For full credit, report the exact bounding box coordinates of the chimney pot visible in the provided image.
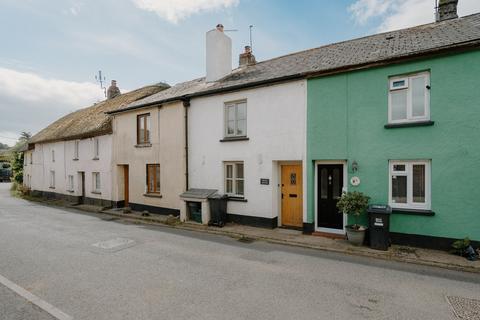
[239,46,256,67]
[437,0,458,22]
[216,23,224,32]
[107,80,121,99]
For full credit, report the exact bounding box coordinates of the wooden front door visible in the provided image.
[123,165,129,207]
[281,165,303,228]
[317,164,343,230]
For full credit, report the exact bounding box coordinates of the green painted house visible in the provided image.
[305,7,480,249]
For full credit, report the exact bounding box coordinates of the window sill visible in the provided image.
[135,143,152,148]
[391,208,435,216]
[73,158,79,161]
[219,136,249,142]
[92,157,99,161]
[49,187,55,189]
[67,190,74,193]
[91,191,101,195]
[384,121,434,129]
[228,196,247,202]
[143,193,163,198]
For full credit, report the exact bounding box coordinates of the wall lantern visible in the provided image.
[351,160,359,173]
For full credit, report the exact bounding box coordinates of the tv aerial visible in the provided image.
[94,70,107,97]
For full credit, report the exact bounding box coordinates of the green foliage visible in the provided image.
[10,151,24,184]
[336,191,370,228]
[451,237,471,256]
[0,142,9,150]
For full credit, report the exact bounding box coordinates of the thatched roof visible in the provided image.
[30,83,169,144]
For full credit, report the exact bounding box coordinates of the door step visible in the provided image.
[312,231,346,240]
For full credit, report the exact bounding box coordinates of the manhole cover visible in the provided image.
[447,296,480,319]
[92,238,136,252]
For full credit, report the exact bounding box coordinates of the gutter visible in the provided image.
[108,39,480,115]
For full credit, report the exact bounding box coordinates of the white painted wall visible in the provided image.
[28,135,113,201]
[206,28,232,82]
[188,80,307,221]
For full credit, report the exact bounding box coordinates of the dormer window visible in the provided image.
[388,72,430,124]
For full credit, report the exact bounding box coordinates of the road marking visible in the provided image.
[0,274,73,320]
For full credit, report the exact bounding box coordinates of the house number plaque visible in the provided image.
[260,178,270,185]
[350,176,361,186]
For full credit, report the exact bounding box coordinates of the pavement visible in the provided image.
[1,182,480,319]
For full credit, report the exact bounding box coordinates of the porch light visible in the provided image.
[351,160,358,173]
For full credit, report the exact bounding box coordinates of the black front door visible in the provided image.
[317,164,343,229]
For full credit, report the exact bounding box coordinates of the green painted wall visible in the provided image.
[307,50,480,241]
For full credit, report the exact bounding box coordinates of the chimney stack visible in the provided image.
[107,80,121,99]
[239,46,256,67]
[436,0,458,22]
[206,23,232,82]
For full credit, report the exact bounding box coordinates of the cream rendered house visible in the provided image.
[108,98,187,215]
[25,83,169,206]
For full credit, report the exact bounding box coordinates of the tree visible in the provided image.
[0,142,9,150]
[10,151,24,184]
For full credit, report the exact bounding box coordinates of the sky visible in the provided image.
[0,0,479,146]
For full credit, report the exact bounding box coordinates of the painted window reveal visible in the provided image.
[225,101,247,137]
[225,162,244,197]
[137,113,151,144]
[74,140,79,159]
[92,172,101,193]
[49,170,55,188]
[389,160,430,210]
[146,164,160,194]
[388,72,430,124]
[68,175,74,191]
[93,137,100,159]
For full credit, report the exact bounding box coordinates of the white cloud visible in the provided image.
[349,0,480,32]
[0,67,104,106]
[131,0,239,23]
[0,67,105,137]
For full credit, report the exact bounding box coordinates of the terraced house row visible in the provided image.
[24,3,480,249]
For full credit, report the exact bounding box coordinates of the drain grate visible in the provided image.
[447,296,480,319]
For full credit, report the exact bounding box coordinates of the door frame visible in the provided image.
[123,165,129,208]
[314,160,347,235]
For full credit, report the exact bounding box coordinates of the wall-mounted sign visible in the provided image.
[350,176,361,186]
[260,178,270,185]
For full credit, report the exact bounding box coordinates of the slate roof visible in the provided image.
[114,13,480,114]
[30,83,170,144]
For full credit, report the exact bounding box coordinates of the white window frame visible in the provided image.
[92,172,101,193]
[388,72,430,124]
[224,100,247,138]
[388,160,431,210]
[93,137,99,159]
[49,170,55,188]
[74,140,79,160]
[67,175,74,192]
[224,161,245,197]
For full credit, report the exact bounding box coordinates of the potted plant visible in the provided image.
[336,191,370,246]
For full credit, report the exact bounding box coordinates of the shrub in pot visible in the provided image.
[336,191,370,246]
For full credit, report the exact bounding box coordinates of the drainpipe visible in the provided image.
[183,99,190,191]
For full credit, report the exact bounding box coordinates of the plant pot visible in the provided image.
[345,225,366,246]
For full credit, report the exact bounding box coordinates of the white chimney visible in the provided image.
[206,24,232,82]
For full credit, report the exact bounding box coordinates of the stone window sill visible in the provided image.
[92,157,99,161]
[49,187,55,189]
[143,193,163,198]
[73,158,79,161]
[135,143,152,148]
[228,196,247,202]
[219,136,249,142]
[91,191,101,195]
[384,121,434,129]
[67,190,74,193]
[391,208,435,216]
